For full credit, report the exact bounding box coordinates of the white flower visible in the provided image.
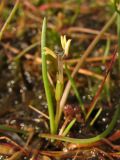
[60,35,71,56]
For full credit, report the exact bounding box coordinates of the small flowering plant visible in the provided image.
[45,36,71,129]
[41,17,72,133]
[44,35,71,103]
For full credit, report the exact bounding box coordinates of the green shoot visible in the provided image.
[104,75,111,105]
[55,35,71,129]
[0,0,19,40]
[65,64,86,116]
[55,54,64,129]
[14,41,40,61]
[102,39,111,64]
[59,117,70,135]
[41,29,72,132]
[113,0,120,71]
[90,107,102,126]
[41,18,56,134]
[0,125,27,134]
[117,11,120,71]
[40,104,120,144]
[62,118,76,136]
[103,39,111,105]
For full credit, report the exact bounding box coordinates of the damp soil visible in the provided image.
[0,1,120,160]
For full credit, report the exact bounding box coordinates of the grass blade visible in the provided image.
[103,39,110,64]
[90,107,102,126]
[117,13,120,71]
[0,0,19,40]
[65,64,86,116]
[0,125,27,134]
[14,41,40,61]
[41,18,56,134]
[62,118,76,136]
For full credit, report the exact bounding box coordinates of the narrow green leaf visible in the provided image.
[65,64,86,116]
[62,118,76,136]
[0,0,19,40]
[41,18,56,134]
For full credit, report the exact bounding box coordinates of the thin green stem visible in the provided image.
[114,1,120,70]
[41,18,56,134]
[117,12,120,71]
[55,100,60,129]
[90,107,102,126]
[65,64,86,116]
[62,118,76,136]
[102,39,111,104]
[103,39,110,64]
[0,0,19,40]
[0,125,27,134]
[55,55,64,129]
[105,75,111,105]
[14,41,40,61]
[40,104,120,144]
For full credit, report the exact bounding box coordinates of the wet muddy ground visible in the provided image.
[0,1,120,159]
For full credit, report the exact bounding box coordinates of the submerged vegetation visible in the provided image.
[0,0,120,159]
